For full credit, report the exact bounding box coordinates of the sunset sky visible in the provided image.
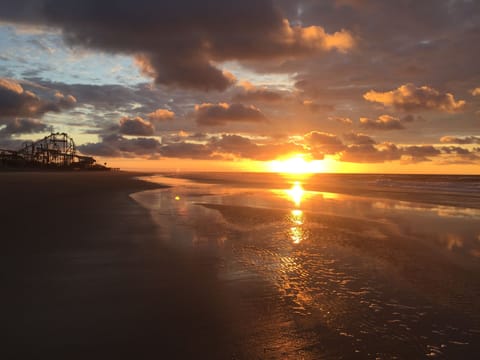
[0,0,479,173]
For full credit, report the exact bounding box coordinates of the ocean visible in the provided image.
[132,172,480,358]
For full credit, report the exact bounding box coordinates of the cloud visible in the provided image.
[330,116,353,125]
[54,92,77,108]
[401,114,416,123]
[0,78,77,118]
[0,78,23,94]
[340,143,441,163]
[0,118,48,137]
[147,108,175,121]
[440,136,480,144]
[340,142,402,163]
[283,19,354,53]
[160,142,213,159]
[77,129,479,165]
[302,100,335,113]
[472,88,480,96]
[0,1,354,91]
[343,132,376,145]
[402,145,441,162]
[78,140,121,157]
[135,54,237,91]
[163,131,208,143]
[439,146,480,164]
[118,116,155,136]
[359,115,405,130]
[334,0,367,8]
[363,84,466,112]
[304,131,342,146]
[79,134,161,157]
[233,81,285,103]
[210,134,304,161]
[251,142,306,161]
[34,81,148,112]
[80,132,305,161]
[304,131,345,157]
[194,103,267,126]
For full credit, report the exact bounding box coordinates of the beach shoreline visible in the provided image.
[144,172,480,209]
[3,171,480,359]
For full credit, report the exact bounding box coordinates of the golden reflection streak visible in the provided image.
[290,209,304,244]
[286,182,305,207]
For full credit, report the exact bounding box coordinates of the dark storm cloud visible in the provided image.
[118,116,155,136]
[195,103,267,126]
[134,55,237,92]
[359,115,405,130]
[0,0,354,91]
[363,84,466,113]
[0,78,76,118]
[0,118,47,137]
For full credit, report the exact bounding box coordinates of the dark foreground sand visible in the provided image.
[1,172,249,359]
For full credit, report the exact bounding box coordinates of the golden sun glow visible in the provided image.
[286,182,305,207]
[268,155,326,174]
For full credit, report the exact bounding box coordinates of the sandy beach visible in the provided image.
[133,173,480,359]
[3,171,480,359]
[1,172,250,359]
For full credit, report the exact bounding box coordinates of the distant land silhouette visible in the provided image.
[0,132,109,171]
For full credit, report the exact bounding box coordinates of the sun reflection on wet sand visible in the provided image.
[285,181,305,207]
[290,209,304,244]
[133,174,480,358]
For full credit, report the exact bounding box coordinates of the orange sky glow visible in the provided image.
[0,1,479,174]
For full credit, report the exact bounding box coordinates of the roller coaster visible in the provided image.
[0,132,105,170]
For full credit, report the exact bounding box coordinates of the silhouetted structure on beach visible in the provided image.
[0,132,108,170]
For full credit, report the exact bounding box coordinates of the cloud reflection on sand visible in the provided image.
[132,174,480,358]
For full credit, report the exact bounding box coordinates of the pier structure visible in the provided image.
[0,132,103,170]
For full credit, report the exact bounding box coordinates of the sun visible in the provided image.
[268,154,326,174]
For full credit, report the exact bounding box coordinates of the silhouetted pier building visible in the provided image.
[0,132,106,170]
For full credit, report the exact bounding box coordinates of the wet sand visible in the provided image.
[3,172,480,359]
[0,172,250,359]
[133,174,480,359]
